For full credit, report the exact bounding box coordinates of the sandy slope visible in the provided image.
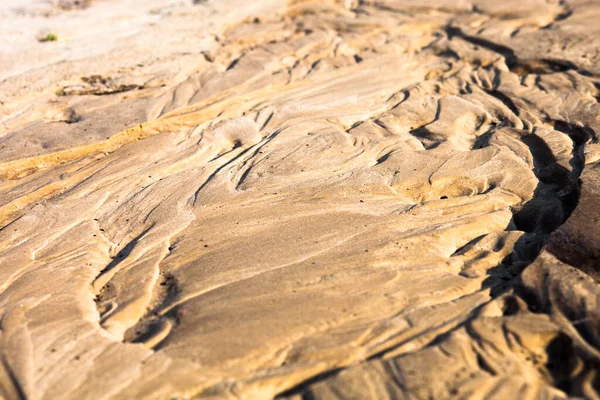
[1,0,600,399]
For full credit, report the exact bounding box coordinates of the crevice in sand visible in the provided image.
[444,26,596,78]
[0,355,27,400]
[124,269,181,350]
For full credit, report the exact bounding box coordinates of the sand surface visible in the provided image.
[1,0,600,399]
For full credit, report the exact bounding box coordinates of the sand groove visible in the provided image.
[1,0,600,399]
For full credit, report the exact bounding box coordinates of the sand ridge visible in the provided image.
[1,0,600,399]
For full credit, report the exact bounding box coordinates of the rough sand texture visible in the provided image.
[1,0,600,399]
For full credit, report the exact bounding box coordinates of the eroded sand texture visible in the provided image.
[1,0,600,399]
